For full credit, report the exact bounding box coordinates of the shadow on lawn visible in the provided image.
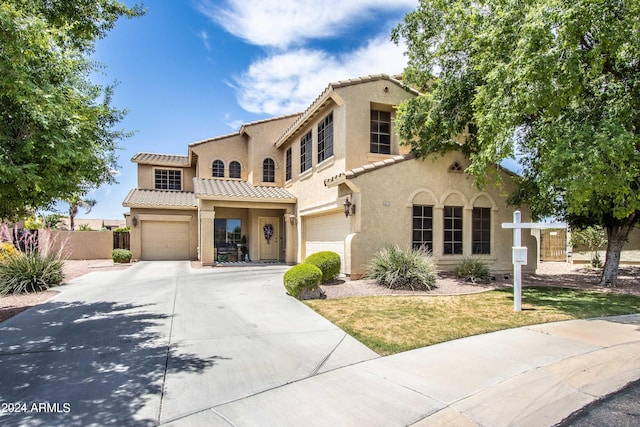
[0,300,220,427]
[494,286,640,318]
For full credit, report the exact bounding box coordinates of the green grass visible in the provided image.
[304,287,640,356]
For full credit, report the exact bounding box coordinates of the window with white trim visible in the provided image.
[370,110,391,154]
[412,205,433,252]
[300,131,312,173]
[229,161,241,179]
[263,158,275,183]
[443,206,463,255]
[317,112,333,163]
[154,169,181,190]
[212,160,224,178]
[285,148,292,181]
[472,207,491,254]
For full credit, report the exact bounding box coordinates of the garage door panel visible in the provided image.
[305,213,349,273]
[142,221,190,260]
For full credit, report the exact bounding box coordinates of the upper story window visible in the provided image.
[317,112,334,163]
[263,158,275,183]
[229,161,241,179]
[300,131,312,173]
[370,110,391,154]
[155,169,181,190]
[285,148,292,181]
[212,160,225,178]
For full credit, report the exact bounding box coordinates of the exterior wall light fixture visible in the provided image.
[132,216,138,227]
[289,215,297,226]
[343,197,356,217]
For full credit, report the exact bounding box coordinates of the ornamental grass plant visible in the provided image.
[0,252,64,295]
[366,245,437,291]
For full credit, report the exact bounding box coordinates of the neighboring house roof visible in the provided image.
[275,74,420,149]
[193,178,296,203]
[122,189,197,209]
[132,153,191,167]
[324,153,416,187]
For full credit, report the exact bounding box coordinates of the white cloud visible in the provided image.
[197,0,416,49]
[234,34,408,115]
[198,30,211,52]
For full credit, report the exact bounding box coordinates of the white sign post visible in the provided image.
[502,211,567,312]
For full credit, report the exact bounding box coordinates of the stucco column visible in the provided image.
[199,210,215,266]
[464,206,473,256]
[433,205,444,257]
[284,212,297,264]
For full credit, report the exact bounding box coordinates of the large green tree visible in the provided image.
[392,0,640,286]
[0,1,143,221]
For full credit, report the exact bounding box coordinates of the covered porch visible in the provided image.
[194,178,297,266]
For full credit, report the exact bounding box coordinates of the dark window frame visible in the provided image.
[154,169,182,190]
[229,161,241,179]
[212,160,225,178]
[472,207,491,254]
[300,131,312,173]
[285,148,292,181]
[370,110,391,154]
[443,206,463,255]
[412,205,433,252]
[263,158,275,183]
[317,112,334,163]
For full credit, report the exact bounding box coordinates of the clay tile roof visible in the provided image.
[132,153,190,166]
[122,189,197,209]
[193,178,296,203]
[324,153,416,187]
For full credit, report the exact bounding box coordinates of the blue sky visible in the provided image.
[73,0,417,220]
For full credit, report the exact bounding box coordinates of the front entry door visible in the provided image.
[259,217,280,260]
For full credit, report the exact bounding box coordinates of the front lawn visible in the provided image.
[304,287,640,356]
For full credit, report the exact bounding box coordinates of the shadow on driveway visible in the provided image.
[0,300,219,426]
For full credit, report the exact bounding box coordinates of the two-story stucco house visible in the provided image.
[123,74,537,277]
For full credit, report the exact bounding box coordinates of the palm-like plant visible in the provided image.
[67,194,97,231]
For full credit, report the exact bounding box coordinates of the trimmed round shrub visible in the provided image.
[304,251,341,282]
[112,249,132,264]
[283,263,323,299]
[455,257,491,284]
[0,242,20,264]
[366,245,438,291]
[0,253,64,295]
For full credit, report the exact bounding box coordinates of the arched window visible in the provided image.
[229,161,241,179]
[263,158,275,183]
[212,160,224,178]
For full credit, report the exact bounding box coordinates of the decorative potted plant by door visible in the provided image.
[263,223,273,244]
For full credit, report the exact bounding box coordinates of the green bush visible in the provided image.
[304,251,341,282]
[112,249,132,263]
[0,253,64,295]
[113,226,130,232]
[283,263,323,299]
[366,245,438,291]
[455,257,492,284]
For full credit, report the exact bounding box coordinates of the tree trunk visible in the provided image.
[599,223,634,286]
[69,204,78,231]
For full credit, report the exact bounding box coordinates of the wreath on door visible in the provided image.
[263,223,273,244]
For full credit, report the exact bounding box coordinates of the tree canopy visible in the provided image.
[392,0,640,285]
[0,1,143,221]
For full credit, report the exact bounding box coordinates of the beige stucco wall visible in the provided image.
[40,230,114,260]
[572,226,640,265]
[190,134,249,180]
[346,152,536,276]
[128,208,198,260]
[137,164,196,191]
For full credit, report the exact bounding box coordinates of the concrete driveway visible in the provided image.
[0,261,377,426]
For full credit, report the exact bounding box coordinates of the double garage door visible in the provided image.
[304,213,350,273]
[141,221,190,260]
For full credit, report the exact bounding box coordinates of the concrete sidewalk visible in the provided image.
[167,315,640,427]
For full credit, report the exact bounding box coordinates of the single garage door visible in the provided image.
[141,221,190,260]
[304,212,350,273]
